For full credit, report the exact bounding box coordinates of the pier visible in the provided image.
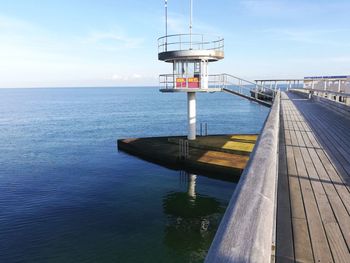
[154,2,350,261]
[206,88,350,262]
[118,134,258,181]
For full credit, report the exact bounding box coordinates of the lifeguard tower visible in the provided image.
[158,0,224,140]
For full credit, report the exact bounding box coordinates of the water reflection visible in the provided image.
[162,172,225,260]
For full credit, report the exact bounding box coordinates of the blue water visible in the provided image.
[0,87,269,263]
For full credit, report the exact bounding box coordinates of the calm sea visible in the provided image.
[0,87,269,263]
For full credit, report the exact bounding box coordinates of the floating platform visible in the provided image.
[117,134,258,182]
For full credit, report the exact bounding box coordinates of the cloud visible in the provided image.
[111,73,143,81]
[84,30,144,51]
[0,14,154,87]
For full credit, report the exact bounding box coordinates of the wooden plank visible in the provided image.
[286,146,314,262]
[289,93,350,181]
[306,131,320,149]
[289,129,299,147]
[301,121,311,132]
[302,112,350,184]
[316,149,350,213]
[293,146,333,262]
[308,112,350,162]
[297,121,305,132]
[276,113,295,262]
[302,147,349,262]
[301,131,313,148]
[295,130,306,147]
[285,92,350,261]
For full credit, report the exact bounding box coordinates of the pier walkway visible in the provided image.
[276,92,350,262]
[206,91,350,263]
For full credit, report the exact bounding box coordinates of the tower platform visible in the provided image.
[160,87,222,93]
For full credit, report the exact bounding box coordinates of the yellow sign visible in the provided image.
[176,78,186,83]
[188,77,199,82]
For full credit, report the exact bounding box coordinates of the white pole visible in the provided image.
[188,92,196,140]
[188,174,197,199]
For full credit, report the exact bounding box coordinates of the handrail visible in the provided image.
[159,73,276,106]
[205,92,280,263]
[223,74,275,98]
[290,88,350,106]
[303,88,350,97]
[158,33,224,53]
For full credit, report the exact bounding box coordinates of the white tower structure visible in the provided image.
[158,0,224,140]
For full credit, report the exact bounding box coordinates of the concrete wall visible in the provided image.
[205,93,280,263]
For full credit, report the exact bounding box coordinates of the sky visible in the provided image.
[0,0,349,88]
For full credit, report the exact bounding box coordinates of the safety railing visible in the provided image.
[294,88,350,106]
[292,76,350,105]
[159,74,175,90]
[158,34,224,53]
[159,74,223,91]
[159,73,276,106]
[209,74,276,106]
[205,92,280,262]
[221,74,275,100]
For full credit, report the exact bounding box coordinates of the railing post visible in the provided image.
[346,97,350,106]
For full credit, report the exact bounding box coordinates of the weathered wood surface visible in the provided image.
[290,89,350,119]
[205,93,280,263]
[276,92,350,263]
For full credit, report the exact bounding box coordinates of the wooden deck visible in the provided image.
[276,92,350,262]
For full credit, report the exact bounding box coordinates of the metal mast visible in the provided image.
[189,0,193,49]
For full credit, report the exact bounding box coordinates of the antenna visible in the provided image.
[189,0,193,49]
[165,0,168,51]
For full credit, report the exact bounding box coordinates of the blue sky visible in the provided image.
[0,0,349,88]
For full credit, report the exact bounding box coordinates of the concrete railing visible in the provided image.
[205,92,280,263]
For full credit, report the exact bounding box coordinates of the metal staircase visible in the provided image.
[209,74,276,107]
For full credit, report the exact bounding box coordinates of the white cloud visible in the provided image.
[132,73,142,79]
[0,14,154,87]
[84,30,143,50]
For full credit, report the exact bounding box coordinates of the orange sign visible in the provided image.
[176,78,186,88]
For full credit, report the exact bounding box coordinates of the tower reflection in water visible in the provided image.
[162,171,226,259]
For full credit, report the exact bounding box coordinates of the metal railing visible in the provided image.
[289,77,350,105]
[211,74,276,105]
[178,139,189,160]
[159,74,175,90]
[159,73,276,106]
[296,88,350,105]
[160,73,224,90]
[256,77,350,105]
[158,34,224,53]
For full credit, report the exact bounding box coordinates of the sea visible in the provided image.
[0,87,269,263]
